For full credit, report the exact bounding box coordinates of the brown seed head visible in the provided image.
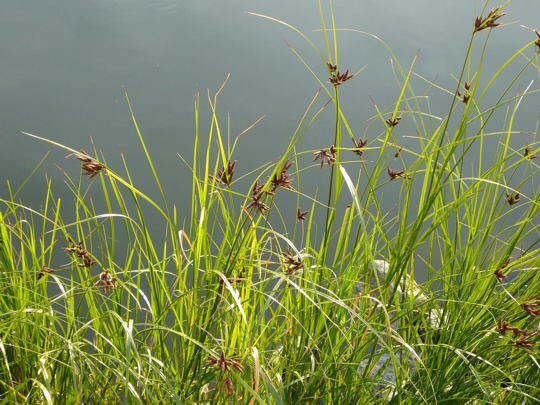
[206,352,244,373]
[385,116,402,128]
[353,138,367,157]
[313,145,336,168]
[251,181,264,197]
[79,254,96,268]
[37,266,55,280]
[474,5,506,33]
[457,90,470,104]
[524,145,536,160]
[522,297,540,318]
[493,268,506,282]
[222,377,234,394]
[269,161,295,194]
[329,69,355,86]
[505,192,520,206]
[387,167,410,180]
[282,250,303,275]
[493,257,511,282]
[326,62,337,72]
[220,275,249,286]
[497,319,535,337]
[93,271,117,293]
[297,208,309,221]
[246,197,269,214]
[205,352,244,395]
[67,150,106,179]
[247,183,269,213]
[66,240,96,268]
[214,160,237,187]
[514,337,534,349]
[497,319,511,335]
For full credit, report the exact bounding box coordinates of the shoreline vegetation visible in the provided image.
[1,1,539,403]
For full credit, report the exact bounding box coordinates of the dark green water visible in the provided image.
[1,0,538,220]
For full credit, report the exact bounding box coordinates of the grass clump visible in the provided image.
[1,1,539,403]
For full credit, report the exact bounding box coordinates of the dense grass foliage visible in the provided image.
[1,2,539,403]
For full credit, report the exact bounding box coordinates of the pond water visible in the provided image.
[1,0,538,228]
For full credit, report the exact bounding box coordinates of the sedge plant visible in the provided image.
[0,1,539,403]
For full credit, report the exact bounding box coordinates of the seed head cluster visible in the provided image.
[524,145,536,160]
[313,145,336,168]
[387,167,410,180]
[505,192,520,206]
[206,352,244,394]
[353,138,367,157]
[213,160,237,187]
[66,240,96,268]
[93,270,117,293]
[474,5,506,33]
[37,266,55,280]
[328,62,355,86]
[296,208,309,221]
[269,161,295,194]
[385,116,402,128]
[67,150,106,178]
[282,250,303,276]
[522,297,540,318]
[493,257,511,282]
[498,319,537,350]
[247,182,269,213]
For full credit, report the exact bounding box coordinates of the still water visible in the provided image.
[1,0,538,221]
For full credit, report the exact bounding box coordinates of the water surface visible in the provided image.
[1,0,538,223]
